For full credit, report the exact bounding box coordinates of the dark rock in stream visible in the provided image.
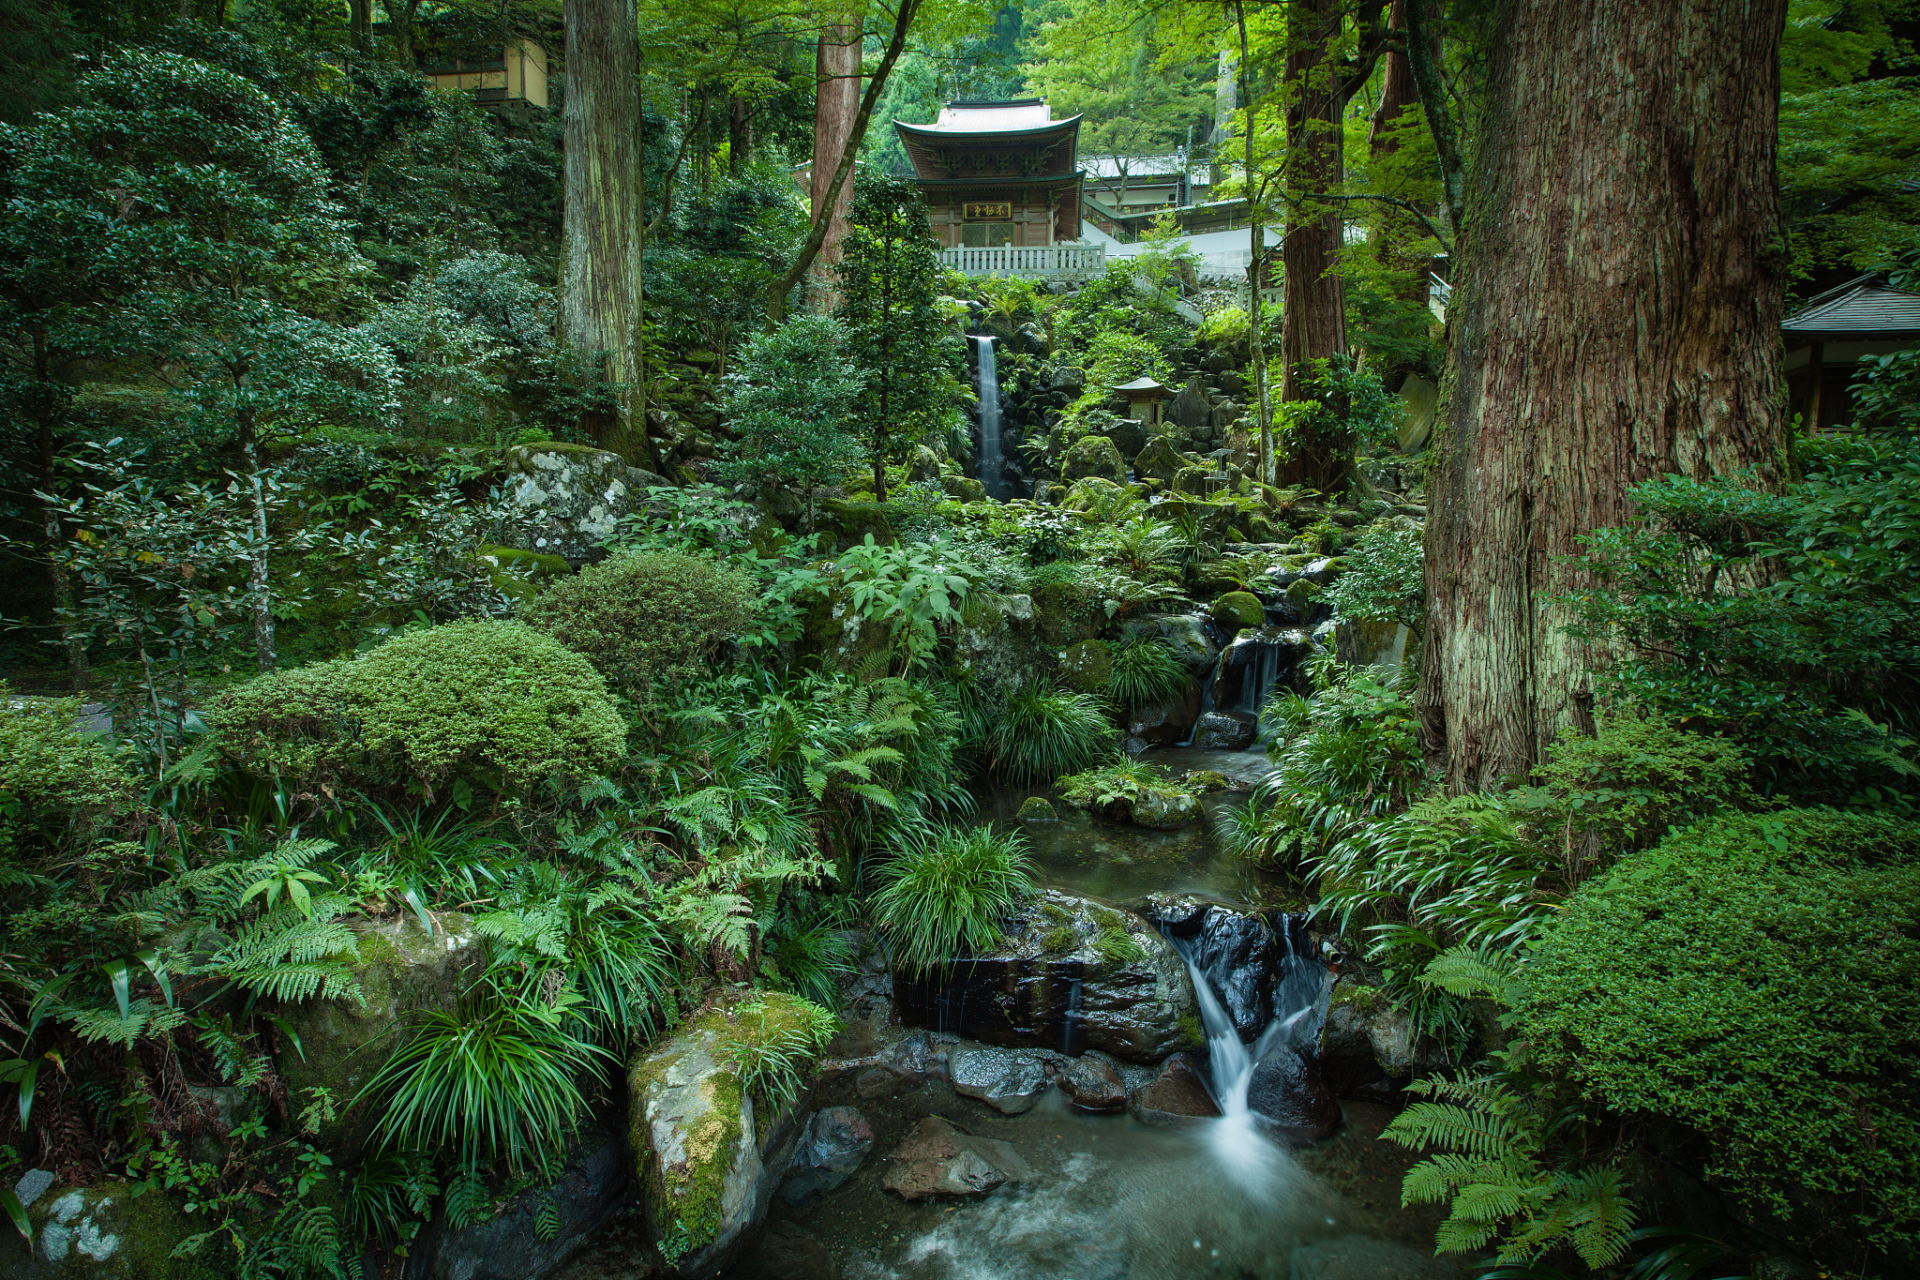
[880,1117,1035,1200]
[779,1107,874,1205]
[1059,1052,1128,1113]
[949,1046,1053,1114]
[892,892,1201,1062]
[1130,1051,1221,1125]
[1246,1045,1342,1143]
[1141,897,1281,1039]
[421,1127,629,1280]
[1191,710,1256,751]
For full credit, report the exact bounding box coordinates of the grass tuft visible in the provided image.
[871,826,1036,974]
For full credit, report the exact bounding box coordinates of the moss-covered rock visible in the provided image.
[939,474,987,502]
[628,993,818,1276]
[1133,436,1190,484]
[1,1182,212,1279]
[1127,787,1202,829]
[502,444,669,562]
[1062,435,1126,483]
[816,499,896,551]
[1209,591,1266,634]
[1059,476,1125,512]
[1059,638,1112,692]
[476,543,570,600]
[954,593,1058,700]
[1016,796,1060,822]
[1184,770,1232,792]
[278,913,484,1162]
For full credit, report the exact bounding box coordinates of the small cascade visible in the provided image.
[1176,663,1218,747]
[1213,627,1314,747]
[971,335,1013,499]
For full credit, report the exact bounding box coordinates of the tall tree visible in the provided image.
[810,23,863,303]
[1417,0,1792,790]
[563,0,647,460]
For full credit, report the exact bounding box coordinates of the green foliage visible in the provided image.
[1056,758,1186,817]
[715,314,866,511]
[1061,328,1175,430]
[1275,354,1402,468]
[718,995,839,1113]
[0,690,134,862]
[1520,809,1920,1249]
[523,550,760,699]
[1324,521,1425,626]
[1105,639,1188,709]
[988,680,1115,784]
[1197,306,1250,344]
[358,972,611,1180]
[1223,654,1424,868]
[872,826,1035,974]
[836,172,965,499]
[1566,455,1920,804]
[210,619,627,796]
[817,534,978,673]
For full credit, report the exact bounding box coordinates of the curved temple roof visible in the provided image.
[1783,272,1920,341]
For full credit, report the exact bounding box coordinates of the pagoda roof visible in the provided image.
[895,98,1077,136]
[1111,376,1172,397]
[1782,272,1920,341]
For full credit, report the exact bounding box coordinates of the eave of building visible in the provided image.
[1782,272,1920,344]
[893,115,1082,142]
[912,173,1086,188]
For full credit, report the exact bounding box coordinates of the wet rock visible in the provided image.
[1063,435,1127,483]
[1139,899,1278,1039]
[780,1107,874,1205]
[1317,985,1450,1096]
[1245,1045,1342,1143]
[1126,787,1202,829]
[1211,627,1315,717]
[627,994,818,1277]
[1059,638,1112,691]
[1059,1053,1128,1113]
[1191,711,1255,752]
[1016,796,1060,822]
[950,1046,1053,1115]
[854,1066,901,1099]
[1126,679,1201,746]
[424,1128,629,1280]
[893,892,1201,1062]
[880,1117,1034,1201]
[884,1029,948,1081]
[1130,1051,1221,1125]
[1121,614,1220,675]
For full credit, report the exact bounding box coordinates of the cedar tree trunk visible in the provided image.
[1418,0,1791,790]
[563,0,646,458]
[809,26,862,309]
[1275,0,1350,490]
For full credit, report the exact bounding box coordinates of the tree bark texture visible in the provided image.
[1418,0,1791,790]
[563,0,646,458]
[1276,0,1349,488]
[809,26,863,308]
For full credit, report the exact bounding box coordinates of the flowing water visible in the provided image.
[971,336,1013,500]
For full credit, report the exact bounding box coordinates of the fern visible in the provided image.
[205,915,362,1005]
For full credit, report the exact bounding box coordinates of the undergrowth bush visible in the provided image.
[987,680,1113,784]
[522,549,759,698]
[871,826,1034,974]
[1105,638,1188,710]
[718,994,839,1113]
[211,619,626,797]
[0,689,135,861]
[1520,808,1920,1252]
[1323,520,1424,626]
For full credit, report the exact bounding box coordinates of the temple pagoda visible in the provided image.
[893,99,1085,249]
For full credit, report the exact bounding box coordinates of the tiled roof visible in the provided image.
[1783,273,1920,338]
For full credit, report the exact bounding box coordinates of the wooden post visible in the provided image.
[1805,342,1824,434]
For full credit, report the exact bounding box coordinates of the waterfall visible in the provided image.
[1174,929,1329,1181]
[972,335,1011,499]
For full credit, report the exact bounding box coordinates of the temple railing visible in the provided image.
[936,244,1106,280]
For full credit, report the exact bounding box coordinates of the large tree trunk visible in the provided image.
[562,0,646,459]
[729,93,753,174]
[1275,0,1350,490]
[1418,0,1791,791]
[808,26,863,310]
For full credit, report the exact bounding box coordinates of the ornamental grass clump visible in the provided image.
[989,679,1113,784]
[1105,638,1188,710]
[871,827,1035,974]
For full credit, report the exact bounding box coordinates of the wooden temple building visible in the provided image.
[893,99,1086,249]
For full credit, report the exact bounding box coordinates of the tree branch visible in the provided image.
[1403,0,1464,225]
[1293,189,1453,254]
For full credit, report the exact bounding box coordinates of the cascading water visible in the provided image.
[971,335,1013,499]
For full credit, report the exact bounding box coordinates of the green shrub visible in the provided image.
[211,619,626,794]
[1521,809,1920,1249]
[522,549,758,697]
[871,826,1035,974]
[0,689,134,861]
[1324,521,1424,626]
[1106,639,1188,709]
[988,680,1113,783]
[718,995,839,1113]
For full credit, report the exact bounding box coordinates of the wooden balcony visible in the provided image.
[937,244,1106,281]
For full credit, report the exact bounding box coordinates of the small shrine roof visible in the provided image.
[1111,376,1172,397]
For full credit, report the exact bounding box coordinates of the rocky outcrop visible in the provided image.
[778,1107,874,1206]
[1126,787,1202,829]
[880,1117,1034,1201]
[1246,1046,1342,1143]
[954,593,1056,702]
[1120,613,1221,676]
[1062,435,1127,483]
[423,1128,630,1280]
[627,994,818,1278]
[2,1181,201,1280]
[1125,680,1202,747]
[503,444,669,562]
[1317,982,1451,1100]
[1130,1052,1220,1126]
[892,892,1201,1062]
[1191,711,1255,751]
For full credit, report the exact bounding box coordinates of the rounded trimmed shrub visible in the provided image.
[212,619,626,794]
[521,549,758,698]
[988,680,1113,784]
[1521,809,1920,1251]
[0,688,134,859]
[872,827,1035,973]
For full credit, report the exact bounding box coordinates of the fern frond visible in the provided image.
[1383,1099,1523,1161]
[1420,945,1526,1005]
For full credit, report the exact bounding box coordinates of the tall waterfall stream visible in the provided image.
[971,335,1014,500]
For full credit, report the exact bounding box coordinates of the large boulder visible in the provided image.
[1133,435,1189,483]
[627,994,819,1278]
[504,444,670,562]
[280,913,486,1164]
[1126,680,1202,746]
[954,593,1056,702]
[1062,435,1127,483]
[1317,982,1451,1099]
[1191,711,1255,752]
[1246,1046,1342,1143]
[1120,614,1221,676]
[1140,899,1280,1040]
[1130,1052,1220,1126]
[892,892,1202,1062]
[1127,787,1202,829]
[880,1117,1034,1201]
[1167,376,1212,431]
[423,1128,630,1280]
[2,1181,202,1280]
[1209,591,1267,635]
[949,1046,1054,1115]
